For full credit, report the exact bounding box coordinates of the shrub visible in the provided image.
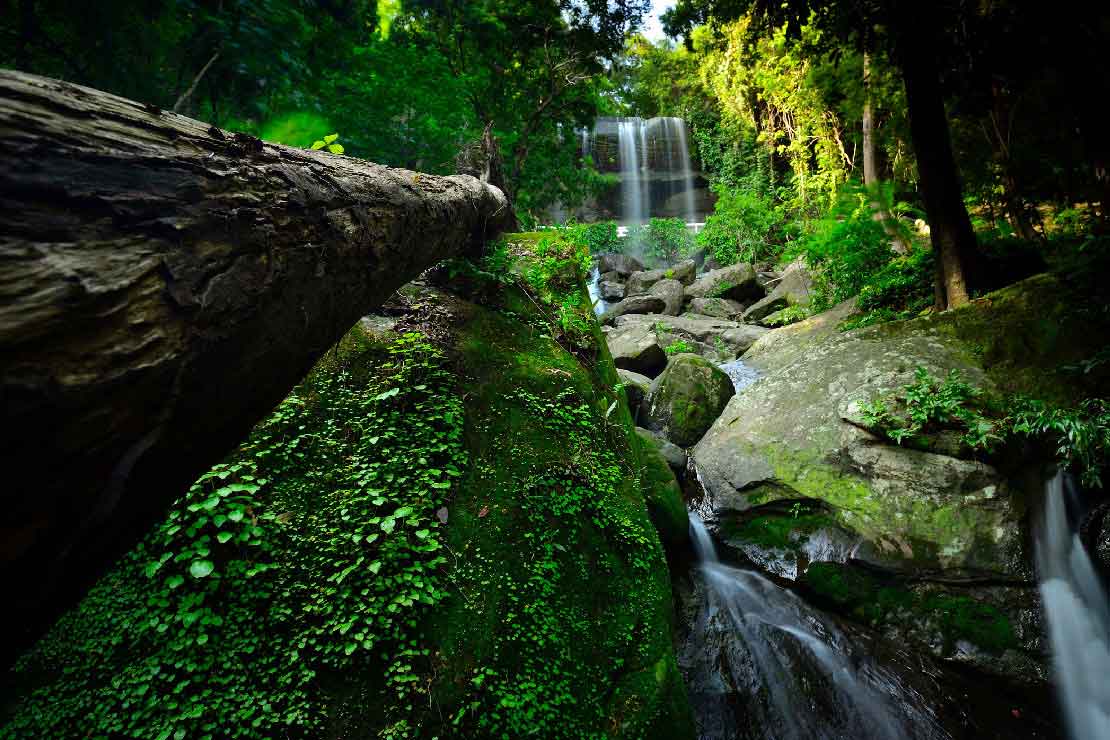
[566,220,621,255]
[696,185,784,266]
[664,339,696,355]
[627,217,693,266]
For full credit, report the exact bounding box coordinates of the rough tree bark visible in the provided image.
[0,70,513,660]
[891,8,976,309]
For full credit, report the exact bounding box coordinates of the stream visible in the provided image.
[680,514,950,740]
[1035,471,1110,739]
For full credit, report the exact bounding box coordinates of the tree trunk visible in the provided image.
[892,10,976,309]
[863,52,909,254]
[0,70,513,660]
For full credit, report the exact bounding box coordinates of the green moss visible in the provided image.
[804,562,1018,655]
[634,430,691,548]
[721,513,836,551]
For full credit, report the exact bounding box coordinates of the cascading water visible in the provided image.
[1035,471,1110,739]
[683,513,948,740]
[659,116,698,224]
[618,119,645,227]
[586,265,609,317]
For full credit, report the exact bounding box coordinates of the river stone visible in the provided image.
[721,326,770,356]
[627,260,697,295]
[600,270,621,283]
[600,280,625,301]
[606,324,667,377]
[634,428,690,549]
[617,368,652,411]
[686,263,763,302]
[642,354,735,447]
[598,253,644,277]
[650,279,685,316]
[600,295,666,324]
[693,298,1025,577]
[686,297,746,320]
[743,259,813,323]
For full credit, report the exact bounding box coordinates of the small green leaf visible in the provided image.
[311,140,326,150]
[189,560,215,579]
[327,143,345,155]
[216,532,233,544]
[324,133,339,144]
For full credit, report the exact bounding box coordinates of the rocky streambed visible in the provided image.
[598,250,1109,739]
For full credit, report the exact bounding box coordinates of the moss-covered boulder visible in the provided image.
[685,263,763,302]
[690,273,1110,684]
[642,354,734,447]
[1,232,695,740]
[742,259,813,323]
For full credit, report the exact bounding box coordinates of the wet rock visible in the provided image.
[633,429,690,549]
[600,295,666,324]
[600,280,625,301]
[641,354,735,447]
[606,323,667,377]
[617,368,652,411]
[598,253,644,277]
[743,259,813,323]
[650,279,685,316]
[600,270,621,283]
[686,296,746,320]
[627,260,697,294]
[720,326,769,356]
[686,263,763,303]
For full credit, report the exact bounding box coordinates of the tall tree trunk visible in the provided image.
[0,70,513,661]
[863,52,909,254]
[892,9,976,309]
[988,78,1042,242]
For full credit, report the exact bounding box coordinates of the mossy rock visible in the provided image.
[641,354,734,447]
[634,428,691,550]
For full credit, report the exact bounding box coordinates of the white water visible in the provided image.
[688,513,944,739]
[658,116,698,224]
[618,119,645,227]
[586,265,609,316]
[1035,471,1110,740]
[716,358,760,394]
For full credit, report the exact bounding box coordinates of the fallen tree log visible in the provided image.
[0,70,513,660]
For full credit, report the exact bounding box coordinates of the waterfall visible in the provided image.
[1035,471,1110,740]
[670,116,699,224]
[618,119,645,227]
[684,513,945,740]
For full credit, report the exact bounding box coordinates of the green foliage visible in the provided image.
[4,332,466,738]
[1010,398,1110,488]
[762,304,810,327]
[565,220,621,254]
[860,367,1001,452]
[309,132,345,155]
[665,340,696,355]
[696,186,784,266]
[795,191,896,311]
[839,246,936,330]
[626,217,694,266]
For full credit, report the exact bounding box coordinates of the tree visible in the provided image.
[0,70,512,657]
[665,0,979,309]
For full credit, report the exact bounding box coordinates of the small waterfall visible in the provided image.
[618,120,645,227]
[685,513,945,740]
[586,265,609,317]
[662,116,698,224]
[1035,471,1110,739]
[716,358,760,394]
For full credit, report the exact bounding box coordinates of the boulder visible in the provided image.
[720,326,770,356]
[600,270,621,283]
[600,280,625,301]
[627,260,697,295]
[743,259,813,323]
[686,263,763,303]
[600,295,667,324]
[607,324,667,377]
[650,279,685,316]
[686,297,746,320]
[637,427,689,476]
[641,354,735,447]
[634,429,690,549]
[598,253,644,277]
[617,368,652,411]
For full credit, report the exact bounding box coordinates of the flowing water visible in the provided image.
[717,357,760,394]
[586,265,610,316]
[601,116,700,226]
[618,119,645,227]
[1035,471,1110,739]
[683,514,949,740]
